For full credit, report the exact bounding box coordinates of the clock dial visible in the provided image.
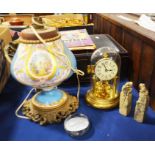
[95,58,118,81]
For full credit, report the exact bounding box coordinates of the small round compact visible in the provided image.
[64,113,90,137]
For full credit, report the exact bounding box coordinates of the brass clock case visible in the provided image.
[86,89,119,109]
[86,47,121,109]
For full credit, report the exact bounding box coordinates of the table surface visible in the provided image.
[99,13,155,45]
[1,77,155,141]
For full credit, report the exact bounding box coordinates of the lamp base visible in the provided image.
[22,89,79,125]
[86,89,119,109]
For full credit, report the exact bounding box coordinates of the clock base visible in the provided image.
[86,89,119,109]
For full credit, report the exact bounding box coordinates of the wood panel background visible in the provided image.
[92,13,155,110]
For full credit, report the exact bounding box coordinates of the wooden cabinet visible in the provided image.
[93,13,155,109]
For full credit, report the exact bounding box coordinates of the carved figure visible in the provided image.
[119,82,133,116]
[134,83,149,123]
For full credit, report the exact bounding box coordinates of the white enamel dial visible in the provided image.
[95,58,118,81]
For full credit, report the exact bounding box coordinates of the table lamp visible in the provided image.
[4,24,84,125]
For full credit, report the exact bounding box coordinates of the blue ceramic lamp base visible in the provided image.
[22,89,79,125]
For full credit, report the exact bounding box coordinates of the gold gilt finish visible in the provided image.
[42,14,84,28]
[86,52,119,109]
[86,89,119,109]
[22,91,79,125]
[86,76,119,109]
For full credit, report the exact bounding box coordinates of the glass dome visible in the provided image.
[86,47,121,109]
[91,47,121,69]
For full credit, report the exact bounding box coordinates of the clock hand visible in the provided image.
[103,63,108,72]
[108,69,112,71]
[103,63,112,71]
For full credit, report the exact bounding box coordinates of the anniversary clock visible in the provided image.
[86,47,121,109]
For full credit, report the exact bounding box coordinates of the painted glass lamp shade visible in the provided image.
[11,27,76,89]
[7,27,79,125]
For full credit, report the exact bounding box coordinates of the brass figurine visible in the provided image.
[134,83,149,123]
[119,82,133,116]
